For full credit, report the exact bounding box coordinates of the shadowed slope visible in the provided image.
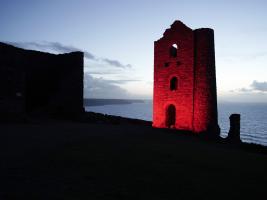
[0,119,266,199]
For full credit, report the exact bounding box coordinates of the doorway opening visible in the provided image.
[166,104,176,128]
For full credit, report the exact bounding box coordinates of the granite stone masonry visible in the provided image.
[153,21,219,134]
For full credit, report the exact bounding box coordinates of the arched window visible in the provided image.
[169,44,178,58]
[170,77,178,91]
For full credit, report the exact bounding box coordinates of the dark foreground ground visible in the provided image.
[1,115,267,199]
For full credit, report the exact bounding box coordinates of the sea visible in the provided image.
[85,100,267,146]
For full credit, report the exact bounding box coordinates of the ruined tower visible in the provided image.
[0,42,84,116]
[153,20,219,133]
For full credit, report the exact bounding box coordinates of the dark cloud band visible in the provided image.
[7,41,131,69]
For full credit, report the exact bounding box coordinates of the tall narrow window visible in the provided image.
[169,44,178,58]
[170,77,178,91]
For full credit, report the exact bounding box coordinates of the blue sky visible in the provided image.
[1,0,267,101]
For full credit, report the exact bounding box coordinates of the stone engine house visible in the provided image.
[0,42,84,116]
[153,21,219,133]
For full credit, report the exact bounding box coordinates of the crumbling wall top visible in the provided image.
[156,21,214,42]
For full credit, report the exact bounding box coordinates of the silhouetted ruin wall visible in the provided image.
[227,114,241,143]
[0,42,84,116]
[153,21,219,134]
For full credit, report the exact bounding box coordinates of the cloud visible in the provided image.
[238,87,253,92]
[84,73,131,99]
[44,42,96,60]
[86,71,118,75]
[7,41,131,69]
[251,80,267,92]
[101,58,132,69]
[103,79,140,84]
[233,80,267,94]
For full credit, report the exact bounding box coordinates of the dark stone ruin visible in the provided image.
[227,114,241,143]
[0,42,84,119]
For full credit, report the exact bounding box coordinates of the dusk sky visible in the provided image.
[1,0,267,102]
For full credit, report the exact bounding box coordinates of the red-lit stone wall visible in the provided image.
[193,29,218,132]
[153,21,219,133]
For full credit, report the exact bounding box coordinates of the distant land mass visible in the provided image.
[84,98,144,106]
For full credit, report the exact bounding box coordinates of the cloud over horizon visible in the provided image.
[232,80,267,94]
[84,73,133,99]
[251,80,267,92]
